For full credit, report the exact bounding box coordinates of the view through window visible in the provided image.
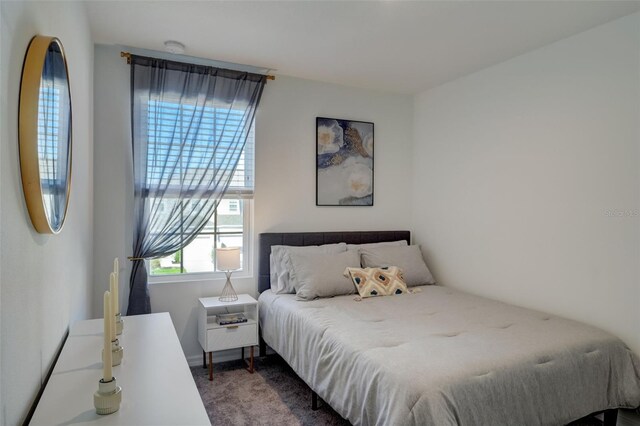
[150,199,245,275]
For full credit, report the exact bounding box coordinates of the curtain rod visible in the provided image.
[120,51,275,80]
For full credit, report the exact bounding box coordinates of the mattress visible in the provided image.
[259,286,640,426]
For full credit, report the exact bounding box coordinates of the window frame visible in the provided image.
[141,94,256,284]
[139,93,256,284]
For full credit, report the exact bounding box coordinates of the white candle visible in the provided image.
[103,291,113,381]
[112,259,119,315]
[109,274,116,341]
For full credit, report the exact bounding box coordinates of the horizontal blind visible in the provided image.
[143,99,254,198]
[226,123,254,199]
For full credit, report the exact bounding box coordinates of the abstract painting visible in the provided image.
[316,117,374,206]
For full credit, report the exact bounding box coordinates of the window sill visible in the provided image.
[149,270,252,285]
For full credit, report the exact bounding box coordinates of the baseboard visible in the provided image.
[186,345,275,367]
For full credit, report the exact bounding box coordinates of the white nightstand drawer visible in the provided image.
[206,323,257,351]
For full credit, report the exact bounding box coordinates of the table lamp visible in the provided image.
[216,247,241,302]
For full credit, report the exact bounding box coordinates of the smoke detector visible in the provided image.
[164,40,185,55]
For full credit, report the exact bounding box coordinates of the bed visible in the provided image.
[257,231,640,426]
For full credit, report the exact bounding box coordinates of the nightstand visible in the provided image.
[197,294,258,381]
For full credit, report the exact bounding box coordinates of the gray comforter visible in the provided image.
[258,286,640,426]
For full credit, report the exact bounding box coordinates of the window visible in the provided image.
[227,200,239,213]
[147,100,254,278]
[150,198,249,276]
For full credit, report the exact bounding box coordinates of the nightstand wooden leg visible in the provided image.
[241,347,244,361]
[208,352,213,381]
[202,350,206,369]
[243,346,255,373]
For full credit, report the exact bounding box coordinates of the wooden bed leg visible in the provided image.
[311,390,320,411]
[603,409,618,426]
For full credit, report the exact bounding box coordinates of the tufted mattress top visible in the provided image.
[259,286,640,426]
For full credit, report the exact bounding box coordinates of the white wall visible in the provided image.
[92,44,413,363]
[91,44,133,319]
[412,13,640,354]
[253,76,413,233]
[0,2,94,424]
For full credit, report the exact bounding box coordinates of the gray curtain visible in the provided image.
[127,54,266,315]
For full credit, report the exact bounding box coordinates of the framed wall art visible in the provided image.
[316,117,373,206]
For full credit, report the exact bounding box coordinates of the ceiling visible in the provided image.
[86,1,640,94]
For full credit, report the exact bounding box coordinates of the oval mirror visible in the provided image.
[19,35,72,234]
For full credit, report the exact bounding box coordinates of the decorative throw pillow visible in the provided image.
[344,267,409,298]
[360,245,436,287]
[270,243,347,293]
[288,250,360,300]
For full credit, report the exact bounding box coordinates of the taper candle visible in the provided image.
[113,259,119,314]
[103,291,113,381]
[110,273,117,340]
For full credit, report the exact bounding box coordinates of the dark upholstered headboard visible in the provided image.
[258,231,410,293]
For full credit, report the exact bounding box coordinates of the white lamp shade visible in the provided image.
[216,247,241,271]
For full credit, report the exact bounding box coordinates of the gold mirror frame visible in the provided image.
[19,35,72,234]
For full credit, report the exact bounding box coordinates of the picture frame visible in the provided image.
[316,117,374,206]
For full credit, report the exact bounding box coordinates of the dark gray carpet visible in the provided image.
[191,355,349,425]
[191,355,633,426]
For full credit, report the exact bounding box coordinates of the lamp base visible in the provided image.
[219,271,238,302]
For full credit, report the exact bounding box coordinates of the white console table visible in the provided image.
[30,312,211,425]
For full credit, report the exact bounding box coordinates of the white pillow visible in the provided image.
[346,239,408,251]
[269,253,280,292]
[288,250,360,300]
[360,245,436,287]
[270,243,347,293]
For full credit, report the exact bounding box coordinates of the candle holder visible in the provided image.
[94,377,122,415]
[103,339,124,366]
[115,313,124,335]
